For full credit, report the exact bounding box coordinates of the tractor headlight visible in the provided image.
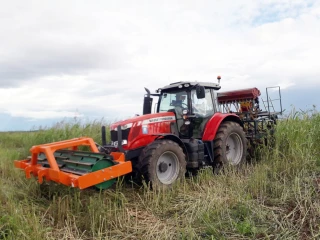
[142,125,148,134]
[121,123,133,130]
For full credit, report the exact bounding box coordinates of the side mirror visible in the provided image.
[196,85,205,99]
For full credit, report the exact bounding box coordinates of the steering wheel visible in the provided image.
[181,102,188,108]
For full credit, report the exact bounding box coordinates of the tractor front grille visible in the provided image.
[110,128,130,142]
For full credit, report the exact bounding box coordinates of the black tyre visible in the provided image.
[213,121,247,169]
[138,140,186,189]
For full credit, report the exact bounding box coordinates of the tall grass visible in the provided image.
[0,114,320,239]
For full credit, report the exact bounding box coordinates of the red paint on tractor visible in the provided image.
[217,88,261,102]
[111,112,176,150]
[202,113,240,141]
[110,112,175,130]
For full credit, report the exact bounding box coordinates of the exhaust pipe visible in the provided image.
[101,126,107,146]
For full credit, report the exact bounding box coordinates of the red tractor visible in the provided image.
[14,77,282,190]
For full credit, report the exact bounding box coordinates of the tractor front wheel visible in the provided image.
[138,140,186,189]
[213,121,247,170]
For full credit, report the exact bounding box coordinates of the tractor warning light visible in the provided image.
[217,75,221,84]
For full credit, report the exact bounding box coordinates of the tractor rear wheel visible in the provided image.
[213,121,247,171]
[138,140,186,189]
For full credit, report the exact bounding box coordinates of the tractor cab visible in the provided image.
[143,79,221,139]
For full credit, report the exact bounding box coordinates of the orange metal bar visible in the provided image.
[109,152,126,162]
[14,137,132,189]
[28,137,99,172]
[74,161,132,189]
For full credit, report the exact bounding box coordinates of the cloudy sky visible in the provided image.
[0,0,319,131]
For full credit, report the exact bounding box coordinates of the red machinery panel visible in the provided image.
[217,88,261,102]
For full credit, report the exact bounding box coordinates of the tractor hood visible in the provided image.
[110,112,176,131]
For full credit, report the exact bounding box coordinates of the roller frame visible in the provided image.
[14,137,132,189]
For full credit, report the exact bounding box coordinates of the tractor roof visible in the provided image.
[159,81,221,92]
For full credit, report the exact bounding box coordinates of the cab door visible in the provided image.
[190,88,215,138]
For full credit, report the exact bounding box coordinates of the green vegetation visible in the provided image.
[1,113,320,239]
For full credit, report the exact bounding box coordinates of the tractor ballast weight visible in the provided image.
[14,137,132,189]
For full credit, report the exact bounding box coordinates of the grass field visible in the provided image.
[1,113,320,240]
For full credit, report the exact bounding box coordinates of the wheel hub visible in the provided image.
[226,133,243,165]
[226,145,230,153]
[156,151,179,185]
[158,162,168,173]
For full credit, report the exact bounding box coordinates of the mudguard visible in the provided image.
[202,113,243,141]
[155,133,189,160]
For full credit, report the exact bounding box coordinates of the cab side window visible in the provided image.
[191,89,214,117]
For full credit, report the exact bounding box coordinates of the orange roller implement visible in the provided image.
[14,137,132,189]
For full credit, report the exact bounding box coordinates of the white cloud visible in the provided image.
[8,110,83,120]
[0,0,319,125]
[277,81,296,89]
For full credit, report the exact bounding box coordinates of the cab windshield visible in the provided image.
[158,90,188,112]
